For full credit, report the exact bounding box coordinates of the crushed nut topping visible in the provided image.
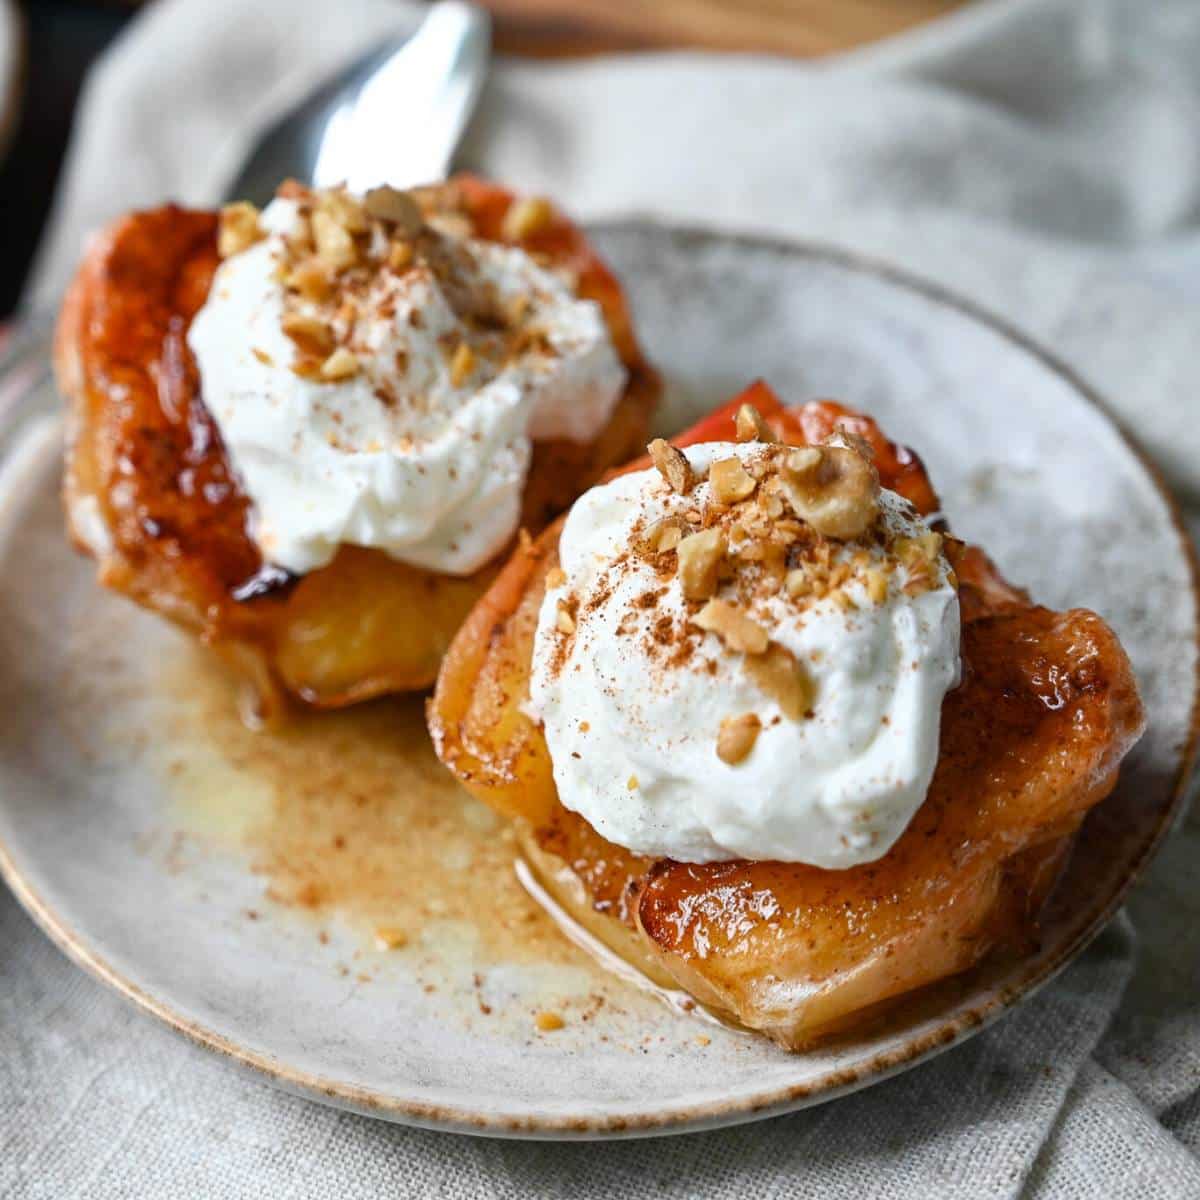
[218,202,264,258]
[426,211,474,240]
[502,196,555,242]
[648,438,695,494]
[744,643,814,719]
[450,341,476,387]
[311,209,359,272]
[387,240,414,272]
[717,713,762,764]
[534,1011,565,1032]
[692,598,769,655]
[638,516,687,556]
[546,566,568,588]
[779,442,880,539]
[734,403,776,443]
[363,185,423,234]
[320,347,360,380]
[286,258,333,302]
[709,457,757,505]
[865,565,890,605]
[555,600,576,634]
[317,188,369,234]
[676,527,726,601]
[250,180,574,390]
[280,312,334,357]
[545,435,952,767]
[373,926,408,950]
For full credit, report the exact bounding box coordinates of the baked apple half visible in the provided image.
[55,176,659,718]
[429,382,1145,1048]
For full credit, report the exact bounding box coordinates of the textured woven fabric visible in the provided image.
[7,0,1200,1194]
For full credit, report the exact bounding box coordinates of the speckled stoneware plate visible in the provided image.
[0,224,1196,1140]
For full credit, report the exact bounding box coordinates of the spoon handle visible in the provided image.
[312,1,492,194]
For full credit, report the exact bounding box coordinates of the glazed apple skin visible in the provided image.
[55,177,659,716]
[429,382,1146,1047]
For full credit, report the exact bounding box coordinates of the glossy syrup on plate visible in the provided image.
[133,643,711,1033]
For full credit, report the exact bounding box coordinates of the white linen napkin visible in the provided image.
[7,0,1200,1195]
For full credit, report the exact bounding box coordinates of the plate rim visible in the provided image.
[2,219,1197,1139]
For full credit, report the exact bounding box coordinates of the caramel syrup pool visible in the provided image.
[151,646,718,1028]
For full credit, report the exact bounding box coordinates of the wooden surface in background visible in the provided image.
[483,0,968,58]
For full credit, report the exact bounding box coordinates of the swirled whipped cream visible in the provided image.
[187,185,627,575]
[527,431,961,868]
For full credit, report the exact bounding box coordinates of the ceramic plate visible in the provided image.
[0,224,1195,1139]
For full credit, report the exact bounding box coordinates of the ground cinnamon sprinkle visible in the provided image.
[540,419,955,754]
[251,180,560,396]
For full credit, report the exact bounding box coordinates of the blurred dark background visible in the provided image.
[0,1,131,316]
[0,0,962,318]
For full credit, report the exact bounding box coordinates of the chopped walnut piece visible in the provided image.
[779,444,879,539]
[648,439,694,494]
[286,258,333,302]
[865,565,890,605]
[785,568,812,599]
[555,601,576,634]
[504,293,532,327]
[744,642,814,719]
[280,312,334,357]
[373,926,408,951]
[709,457,757,504]
[318,188,369,234]
[546,566,568,588]
[320,347,360,381]
[895,531,945,595]
[426,212,474,239]
[450,341,476,387]
[311,210,359,272]
[387,241,414,272]
[284,213,314,253]
[734,404,776,444]
[717,713,762,764]
[676,528,726,601]
[503,196,555,242]
[363,186,423,234]
[652,523,683,553]
[896,530,944,566]
[217,202,264,258]
[692,599,769,655]
[637,515,689,558]
[408,184,448,216]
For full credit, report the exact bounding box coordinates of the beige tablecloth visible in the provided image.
[7,0,1200,1195]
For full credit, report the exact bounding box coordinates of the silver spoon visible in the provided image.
[224,0,491,206]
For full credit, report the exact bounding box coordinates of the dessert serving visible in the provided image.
[54,176,658,716]
[430,381,1147,1049]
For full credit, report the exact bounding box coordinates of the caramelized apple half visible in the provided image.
[55,177,659,718]
[429,382,1145,1048]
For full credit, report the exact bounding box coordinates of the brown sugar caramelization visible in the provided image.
[429,383,1146,1049]
[55,175,660,715]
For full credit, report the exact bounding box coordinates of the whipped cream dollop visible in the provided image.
[527,438,961,868]
[187,190,627,575]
